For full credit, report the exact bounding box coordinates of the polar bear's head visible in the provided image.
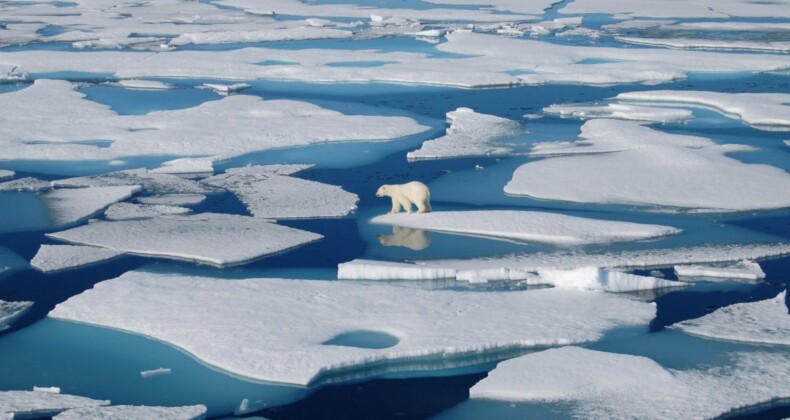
[375,185,390,197]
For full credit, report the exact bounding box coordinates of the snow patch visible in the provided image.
[31,245,124,273]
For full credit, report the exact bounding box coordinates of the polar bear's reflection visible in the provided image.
[377,226,431,251]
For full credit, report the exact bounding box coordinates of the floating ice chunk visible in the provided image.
[338,259,456,281]
[104,203,191,221]
[674,260,765,281]
[407,108,522,161]
[31,245,124,273]
[543,103,692,124]
[203,165,358,219]
[47,213,322,267]
[0,390,109,418]
[42,185,141,227]
[1,300,33,332]
[53,404,207,420]
[0,170,13,180]
[675,291,789,345]
[137,194,206,206]
[33,387,60,394]
[559,0,725,18]
[0,177,52,192]
[371,210,680,246]
[617,90,790,131]
[107,80,173,90]
[235,398,267,416]
[54,169,209,195]
[428,243,790,272]
[616,36,790,53]
[140,368,171,378]
[197,83,252,95]
[536,267,686,292]
[507,120,790,212]
[150,158,214,175]
[169,27,351,46]
[51,270,655,385]
[469,347,790,419]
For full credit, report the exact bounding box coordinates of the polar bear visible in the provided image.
[376,181,431,214]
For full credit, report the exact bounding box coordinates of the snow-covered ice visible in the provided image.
[107,80,173,90]
[169,27,352,46]
[559,0,790,19]
[338,259,457,281]
[53,169,209,195]
[543,103,693,124]
[150,158,214,176]
[104,203,191,221]
[1,300,33,332]
[50,270,655,385]
[53,404,207,420]
[0,391,109,419]
[536,267,686,292]
[406,108,522,160]
[42,185,141,227]
[0,177,52,192]
[675,291,790,346]
[616,90,790,130]
[203,165,359,219]
[47,213,322,267]
[31,245,124,273]
[616,36,790,53]
[0,170,13,180]
[197,83,251,95]
[371,210,681,246]
[674,260,765,281]
[137,194,206,206]
[468,347,790,419]
[508,120,790,211]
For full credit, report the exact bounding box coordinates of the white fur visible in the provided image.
[376,181,431,214]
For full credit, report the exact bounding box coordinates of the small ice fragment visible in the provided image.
[673,260,765,281]
[198,83,251,95]
[140,368,171,378]
[0,170,14,180]
[151,158,214,175]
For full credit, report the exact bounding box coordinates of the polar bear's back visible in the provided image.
[399,181,430,200]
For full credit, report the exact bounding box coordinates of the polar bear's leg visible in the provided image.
[416,200,430,213]
[399,198,413,214]
[390,197,402,214]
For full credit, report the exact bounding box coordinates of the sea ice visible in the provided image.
[197,83,252,95]
[0,300,33,332]
[406,108,522,160]
[507,120,790,211]
[107,80,173,90]
[675,291,790,346]
[371,210,681,246]
[42,185,141,227]
[136,194,206,206]
[53,169,209,195]
[53,404,207,420]
[203,165,359,219]
[338,259,457,281]
[140,368,172,378]
[104,203,191,221]
[47,213,322,266]
[536,267,686,292]
[0,391,109,419]
[0,177,52,192]
[150,158,214,175]
[616,90,790,130]
[674,260,765,281]
[616,36,790,53]
[50,270,656,385]
[169,27,351,46]
[31,244,124,273]
[543,103,693,124]
[0,170,13,180]
[559,0,790,18]
[468,347,790,419]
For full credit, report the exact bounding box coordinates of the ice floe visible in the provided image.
[150,158,214,176]
[169,27,351,46]
[674,260,765,281]
[31,244,124,274]
[42,185,141,227]
[0,170,13,180]
[50,270,655,385]
[675,291,789,346]
[616,36,790,53]
[104,203,191,221]
[543,103,693,124]
[406,108,522,160]
[508,120,790,211]
[197,83,252,95]
[535,267,686,292]
[107,80,174,90]
[53,169,209,195]
[203,165,358,219]
[469,347,790,419]
[0,177,52,192]
[559,0,790,19]
[338,259,457,281]
[1,300,33,332]
[53,404,207,420]
[136,194,206,206]
[616,90,790,130]
[140,368,172,378]
[370,210,681,245]
[0,390,109,419]
[0,80,429,162]
[47,213,322,266]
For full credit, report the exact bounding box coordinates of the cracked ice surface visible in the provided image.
[50,270,655,386]
[0,391,109,419]
[675,291,790,346]
[53,169,208,195]
[371,210,681,245]
[407,108,522,161]
[0,300,33,332]
[468,347,790,419]
[42,185,141,227]
[53,404,207,420]
[104,203,191,221]
[674,260,765,281]
[47,213,322,266]
[616,90,790,131]
[508,120,790,211]
[203,165,359,219]
[0,80,430,162]
[31,245,124,274]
